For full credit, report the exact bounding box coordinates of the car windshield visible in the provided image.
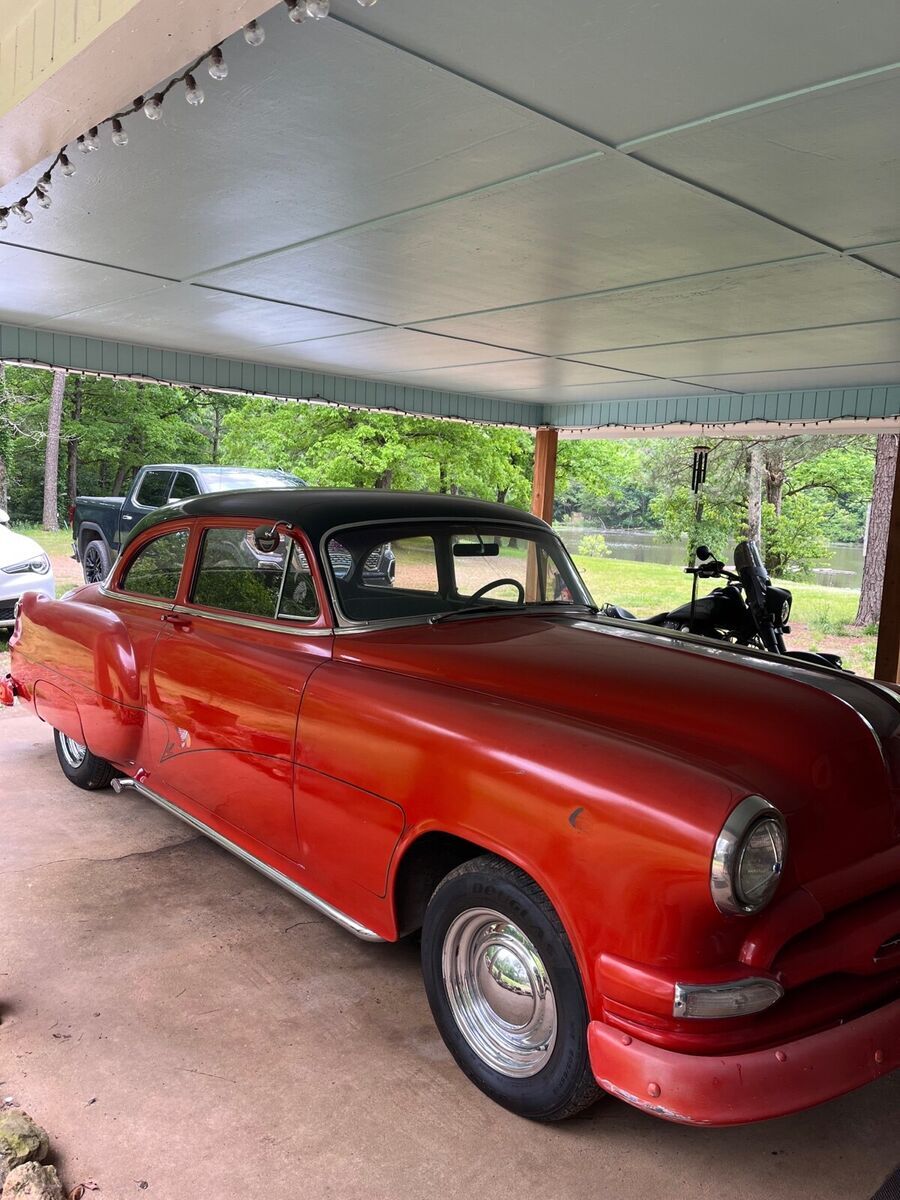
[199,469,305,492]
[323,520,594,625]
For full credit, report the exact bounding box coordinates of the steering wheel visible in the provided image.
[470,578,526,603]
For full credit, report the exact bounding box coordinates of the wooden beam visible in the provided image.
[526,427,558,600]
[531,427,559,523]
[874,444,900,682]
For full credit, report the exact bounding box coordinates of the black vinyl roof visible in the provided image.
[130,488,550,546]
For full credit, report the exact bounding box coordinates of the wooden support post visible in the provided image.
[526,427,558,599]
[874,445,900,682]
[531,427,559,523]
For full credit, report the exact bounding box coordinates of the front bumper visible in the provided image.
[588,994,900,1125]
[0,576,55,628]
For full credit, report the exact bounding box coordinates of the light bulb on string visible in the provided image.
[84,127,100,151]
[39,172,52,190]
[36,188,51,209]
[12,201,33,224]
[59,153,76,177]
[144,93,164,120]
[357,0,378,6]
[0,208,8,231]
[243,20,265,45]
[111,118,129,147]
[285,0,305,21]
[208,47,228,79]
[305,0,329,17]
[185,74,204,106]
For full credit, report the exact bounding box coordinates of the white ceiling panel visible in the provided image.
[207,154,815,324]
[575,320,900,378]
[858,243,900,275]
[43,282,383,352]
[636,73,900,248]
[255,326,529,372]
[0,245,163,324]
[489,380,725,405]
[682,363,900,393]
[0,19,595,280]
[415,257,900,356]
[369,356,649,394]
[332,0,900,145]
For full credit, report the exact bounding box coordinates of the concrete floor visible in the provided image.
[1,706,897,1200]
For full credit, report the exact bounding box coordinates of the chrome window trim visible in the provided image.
[171,604,332,638]
[318,515,592,630]
[710,794,786,916]
[99,586,174,612]
[118,775,383,941]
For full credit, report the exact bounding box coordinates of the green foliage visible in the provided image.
[578,533,609,558]
[761,494,829,576]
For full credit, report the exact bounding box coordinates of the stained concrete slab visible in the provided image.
[0,705,897,1199]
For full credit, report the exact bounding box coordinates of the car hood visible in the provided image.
[0,527,46,569]
[335,613,900,880]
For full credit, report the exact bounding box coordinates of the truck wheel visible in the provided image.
[53,729,115,790]
[82,539,111,584]
[421,854,600,1121]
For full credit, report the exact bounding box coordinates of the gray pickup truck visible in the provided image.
[72,464,306,583]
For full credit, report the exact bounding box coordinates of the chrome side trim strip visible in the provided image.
[170,604,333,637]
[122,777,384,942]
[98,586,173,611]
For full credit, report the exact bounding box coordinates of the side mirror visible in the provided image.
[695,544,712,561]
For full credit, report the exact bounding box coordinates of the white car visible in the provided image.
[0,509,56,629]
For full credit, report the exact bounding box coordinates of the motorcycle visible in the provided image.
[601,539,846,671]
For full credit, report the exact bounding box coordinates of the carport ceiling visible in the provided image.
[1,0,899,416]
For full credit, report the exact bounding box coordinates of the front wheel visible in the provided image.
[421,855,600,1121]
[53,729,115,790]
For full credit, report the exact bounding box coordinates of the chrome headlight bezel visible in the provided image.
[710,795,787,916]
[2,552,51,576]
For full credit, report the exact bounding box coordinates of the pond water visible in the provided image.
[553,526,863,589]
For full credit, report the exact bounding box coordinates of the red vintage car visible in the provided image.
[4,489,899,1125]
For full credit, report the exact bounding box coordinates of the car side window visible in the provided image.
[135,470,173,509]
[190,527,319,621]
[120,530,189,599]
[169,472,200,502]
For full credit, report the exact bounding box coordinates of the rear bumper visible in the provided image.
[588,994,900,1126]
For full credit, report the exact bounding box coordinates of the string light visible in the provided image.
[208,47,228,80]
[0,2,380,229]
[184,74,205,106]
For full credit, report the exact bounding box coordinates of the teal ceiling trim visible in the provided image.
[544,386,900,431]
[0,323,541,429]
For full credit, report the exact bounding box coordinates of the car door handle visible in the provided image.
[161,612,192,630]
[122,514,134,521]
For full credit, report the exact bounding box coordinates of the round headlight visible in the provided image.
[711,796,787,916]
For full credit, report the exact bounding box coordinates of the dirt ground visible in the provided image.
[0,705,898,1200]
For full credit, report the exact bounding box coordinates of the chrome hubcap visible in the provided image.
[59,733,87,768]
[441,907,557,1077]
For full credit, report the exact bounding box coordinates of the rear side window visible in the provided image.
[190,527,319,621]
[169,472,200,501]
[120,530,189,599]
[135,470,173,509]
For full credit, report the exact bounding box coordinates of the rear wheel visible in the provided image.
[82,539,111,584]
[53,729,115,790]
[421,854,600,1121]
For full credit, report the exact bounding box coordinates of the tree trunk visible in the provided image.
[42,369,65,530]
[855,433,898,627]
[67,375,83,516]
[746,442,763,547]
[764,442,786,515]
[374,469,393,489]
[111,462,130,495]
